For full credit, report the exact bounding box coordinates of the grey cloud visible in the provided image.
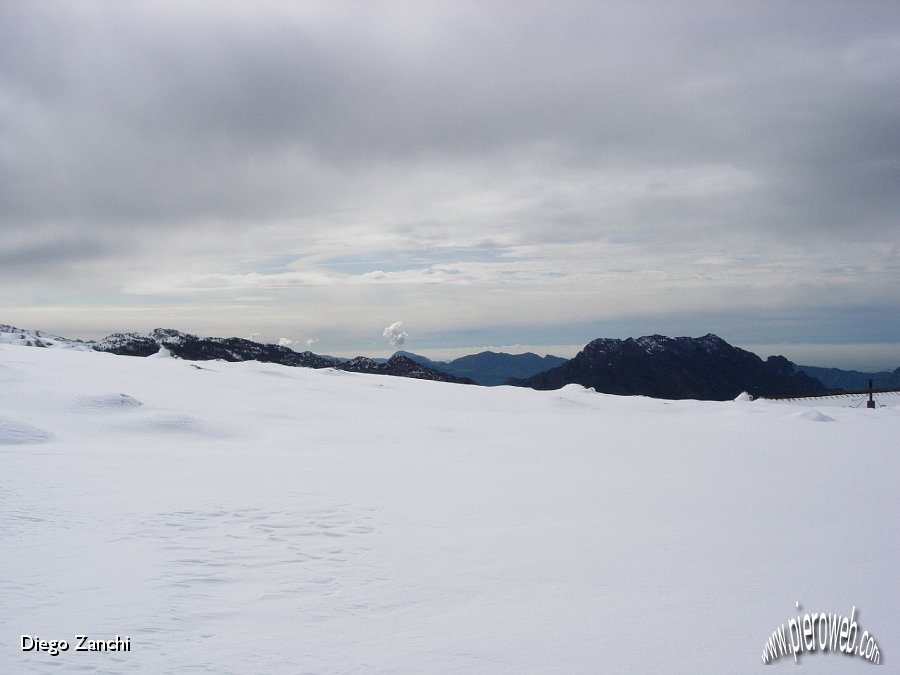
[3,2,898,232]
[1,1,898,350]
[0,238,106,272]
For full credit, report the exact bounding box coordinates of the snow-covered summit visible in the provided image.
[579,333,731,359]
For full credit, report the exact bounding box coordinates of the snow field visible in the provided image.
[1,344,898,673]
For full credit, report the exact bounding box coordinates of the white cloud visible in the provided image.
[383,322,409,346]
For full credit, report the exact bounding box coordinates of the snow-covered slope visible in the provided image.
[2,344,897,673]
[0,324,92,350]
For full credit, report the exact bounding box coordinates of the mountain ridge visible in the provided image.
[794,364,900,391]
[0,325,475,385]
[392,350,567,386]
[5,324,896,398]
[509,333,828,400]
[90,329,475,384]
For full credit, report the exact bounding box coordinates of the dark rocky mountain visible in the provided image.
[509,334,827,400]
[394,350,566,386]
[794,364,900,391]
[93,329,474,384]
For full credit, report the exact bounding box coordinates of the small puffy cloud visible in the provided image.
[247,332,260,341]
[277,337,294,348]
[306,337,319,347]
[383,321,408,346]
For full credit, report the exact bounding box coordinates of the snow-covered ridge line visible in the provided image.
[0,324,474,384]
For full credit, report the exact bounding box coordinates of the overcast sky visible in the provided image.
[2,1,899,368]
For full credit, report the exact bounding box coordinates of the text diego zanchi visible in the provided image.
[21,634,131,655]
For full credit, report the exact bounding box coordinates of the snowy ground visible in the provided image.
[2,344,897,673]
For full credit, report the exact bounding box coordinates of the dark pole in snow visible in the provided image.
[868,379,876,409]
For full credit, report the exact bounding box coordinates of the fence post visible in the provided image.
[868,379,876,409]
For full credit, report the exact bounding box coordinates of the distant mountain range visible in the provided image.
[4,324,898,400]
[393,350,567,386]
[509,334,828,400]
[793,364,900,390]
